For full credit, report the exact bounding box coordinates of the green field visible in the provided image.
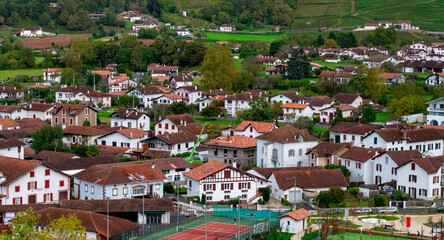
[205,32,286,42]
[0,69,43,79]
[375,112,394,123]
[98,110,114,123]
[193,117,242,132]
[328,232,408,240]
[311,60,362,70]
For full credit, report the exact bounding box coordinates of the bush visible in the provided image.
[348,187,359,198]
[257,198,266,205]
[188,196,200,203]
[228,198,240,206]
[259,188,271,202]
[164,182,174,194]
[281,198,293,207]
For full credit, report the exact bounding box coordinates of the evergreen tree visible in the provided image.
[287,48,311,80]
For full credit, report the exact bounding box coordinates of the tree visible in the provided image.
[324,164,351,181]
[316,190,334,208]
[242,56,261,77]
[138,28,159,39]
[130,46,146,72]
[1,207,87,240]
[323,39,340,49]
[347,68,387,101]
[86,145,99,157]
[200,105,220,119]
[67,10,92,31]
[291,116,313,131]
[116,95,137,107]
[169,101,192,115]
[330,107,344,125]
[82,120,91,126]
[287,48,311,80]
[201,45,236,92]
[239,99,278,122]
[20,48,35,68]
[359,104,376,123]
[147,0,163,17]
[367,26,397,48]
[270,39,285,55]
[314,34,324,47]
[37,13,51,27]
[30,125,65,153]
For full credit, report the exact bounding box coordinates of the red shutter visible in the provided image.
[35,181,37,189]
[230,183,233,190]
[20,197,22,205]
[28,182,30,190]
[50,193,53,201]
[248,182,251,189]
[44,194,46,202]
[238,183,241,189]
[203,184,206,191]
[409,175,411,182]
[221,183,224,190]
[45,180,49,188]
[213,184,216,190]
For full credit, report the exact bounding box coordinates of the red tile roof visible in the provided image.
[272,169,349,190]
[117,128,147,139]
[63,126,108,136]
[282,103,311,109]
[0,118,19,128]
[340,147,382,162]
[277,208,312,221]
[307,142,351,157]
[234,121,278,133]
[184,160,263,181]
[257,125,319,143]
[206,135,257,149]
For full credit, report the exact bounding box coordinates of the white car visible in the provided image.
[378,206,397,213]
[356,207,373,214]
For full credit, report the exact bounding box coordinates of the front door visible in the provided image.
[28,195,36,204]
[59,191,68,202]
[335,135,340,143]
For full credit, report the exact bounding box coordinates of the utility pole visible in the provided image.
[93,73,96,91]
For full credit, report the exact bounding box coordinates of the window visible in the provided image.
[159,124,162,128]
[13,197,21,205]
[62,117,66,124]
[205,184,213,191]
[15,186,20,192]
[55,117,58,124]
[59,181,64,187]
[374,137,377,144]
[85,184,88,192]
[172,125,175,130]
[44,193,51,202]
[224,195,230,200]
[224,170,231,178]
[352,135,355,141]
[112,188,118,196]
[214,149,218,156]
[62,109,65,115]
[45,180,50,188]
[343,135,346,140]
[45,169,50,176]
[233,150,237,157]
[272,149,278,159]
[91,186,95,194]
[206,196,212,201]
[123,187,128,195]
[224,183,230,190]
[409,175,417,183]
[241,183,247,189]
[433,176,440,184]
[411,163,415,170]
[30,171,34,178]
[298,149,302,156]
[133,188,144,195]
[70,118,73,125]
[165,123,169,129]
[29,181,36,190]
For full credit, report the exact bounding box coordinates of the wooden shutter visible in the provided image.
[44,194,46,202]
[50,193,53,201]
[35,181,37,189]
[213,184,216,190]
[221,183,224,190]
[20,197,22,205]
[203,184,206,191]
[230,183,233,190]
[409,175,411,182]
[238,183,241,189]
[248,182,251,189]
[28,182,30,190]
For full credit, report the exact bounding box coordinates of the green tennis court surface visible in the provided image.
[139,215,262,240]
[328,232,410,240]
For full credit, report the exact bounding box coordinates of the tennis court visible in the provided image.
[328,232,410,239]
[160,222,253,240]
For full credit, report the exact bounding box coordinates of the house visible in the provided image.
[319,105,360,123]
[43,155,120,176]
[127,86,167,108]
[268,168,348,203]
[98,128,148,149]
[282,103,314,121]
[334,93,363,108]
[0,139,25,159]
[154,114,209,138]
[324,54,340,63]
[225,90,268,117]
[369,46,389,56]
[396,156,444,199]
[144,157,192,182]
[363,57,387,68]
[140,149,171,160]
[363,128,444,156]
[0,87,24,101]
[372,150,422,185]
[149,65,179,77]
[73,161,166,200]
[51,104,97,129]
[265,64,288,76]
[0,156,70,205]
[142,131,197,155]
[319,71,353,84]
[63,126,108,146]
[196,96,225,112]
[88,12,105,19]
[378,73,406,86]
[151,93,184,105]
[0,118,19,131]
[278,208,312,233]
[221,121,278,138]
[338,146,382,184]
[383,56,405,66]
[329,122,382,147]
[308,97,334,113]
[173,85,202,104]
[132,23,157,31]
[403,60,444,73]
[34,208,139,240]
[0,105,26,119]
[206,135,257,169]
[427,97,444,126]
[24,103,55,122]
[0,119,48,146]
[109,76,137,92]
[425,73,444,86]
[55,86,111,107]
[42,68,61,83]
[169,75,193,89]
[184,160,265,203]
[219,24,236,32]
[256,125,319,168]
[13,27,54,37]
[110,108,150,131]
[306,142,351,166]
[270,92,304,104]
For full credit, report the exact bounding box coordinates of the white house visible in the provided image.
[184,160,265,203]
[308,97,334,113]
[24,103,55,121]
[427,97,444,126]
[319,105,359,124]
[256,125,319,168]
[109,78,137,92]
[338,146,382,184]
[142,131,197,155]
[149,65,179,77]
[306,141,351,166]
[132,23,157,30]
[152,93,184,106]
[0,156,70,206]
[363,128,444,156]
[14,27,54,37]
[0,118,19,131]
[173,85,202,104]
[378,73,406,86]
[42,68,61,83]
[63,126,108,146]
[155,114,209,138]
[278,209,312,233]
[98,128,148,149]
[396,156,444,200]
[267,168,348,203]
[0,139,26,159]
[372,150,422,185]
[425,73,444,86]
[0,87,24,101]
[282,103,314,121]
[221,121,279,138]
[127,86,167,108]
[169,75,193,89]
[329,122,382,147]
[225,90,268,117]
[334,93,363,108]
[0,105,26,120]
[270,92,304,104]
[145,157,192,182]
[110,108,150,131]
[219,24,235,32]
[55,86,111,107]
[73,161,166,200]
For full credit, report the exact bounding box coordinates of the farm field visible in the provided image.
[0,69,43,79]
[19,34,91,49]
[205,32,286,42]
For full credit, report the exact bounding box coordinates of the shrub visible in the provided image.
[164,182,174,194]
[188,196,200,203]
[281,198,293,207]
[259,188,271,202]
[228,198,240,206]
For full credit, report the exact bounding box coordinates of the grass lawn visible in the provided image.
[328,232,408,239]
[35,57,44,64]
[302,230,320,240]
[193,117,242,132]
[358,216,399,221]
[370,226,399,232]
[312,126,328,139]
[375,112,394,123]
[98,110,114,124]
[262,232,295,240]
[311,59,362,70]
[205,32,286,42]
[0,69,43,79]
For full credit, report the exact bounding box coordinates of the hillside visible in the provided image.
[174,0,444,31]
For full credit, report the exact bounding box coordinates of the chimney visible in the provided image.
[130,132,133,138]
[402,129,407,139]
[195,85,197,91]
[180,119,183,125]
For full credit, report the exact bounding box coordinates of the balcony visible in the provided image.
[271,155,278,161]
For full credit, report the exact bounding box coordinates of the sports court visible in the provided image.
[160,222,253,240]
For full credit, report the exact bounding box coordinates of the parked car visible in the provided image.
[378,206,397,213]
[356,207,373,214]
